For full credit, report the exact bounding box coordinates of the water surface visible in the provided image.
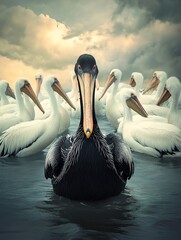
[0,116,181,240]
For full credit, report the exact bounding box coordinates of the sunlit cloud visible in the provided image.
[0,1,180,90]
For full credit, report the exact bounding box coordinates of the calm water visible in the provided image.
[0,116,181,240]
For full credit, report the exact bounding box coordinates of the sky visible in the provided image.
[0,0,181,89]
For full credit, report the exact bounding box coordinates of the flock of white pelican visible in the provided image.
[0,61,181,159]
[0,54,180,199]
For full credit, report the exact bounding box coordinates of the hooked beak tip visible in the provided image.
[85,128,91,138]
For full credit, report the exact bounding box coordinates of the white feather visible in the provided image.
[117,88,181,157]
[0,76,71,157]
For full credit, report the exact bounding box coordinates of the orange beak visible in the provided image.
[21,82,45,114]
[126,94,148,117]
[52,81,76,110]
[99,72,116,100]
[157,87,171,106]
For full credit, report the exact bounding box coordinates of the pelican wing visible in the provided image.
[0,113,21,134]
[0,104,17,116]
[44,135,74,179]
[133,121,181,153]
[106,133,134,180]
[0,120,44,157]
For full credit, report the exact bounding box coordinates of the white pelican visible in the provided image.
[129,72,169,118]
[34,74,53,119]
[23,94,36,120]
[157,76,181,129]
[0,93,35,119]
[118,88,181,157]
[99,69,130,128]
[129,72,144,96]
[141,71,168,105]
[0,80,15,106]
[35,74,48,101]
[34,73,76,120]
[0,80,16,116]
[0,78,44,134]
[44,54,134,200]
[0,76,75,157]
[61,72,80,118]
[94,78,106,116]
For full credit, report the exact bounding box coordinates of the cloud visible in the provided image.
[0,5,79,70]
[92,19,181,82]
[0,55,77,90]
[111,6,152,35]
[0,56,38,89]
[0,4,115,71]
[115,0,181,23]
[0,1,180,90]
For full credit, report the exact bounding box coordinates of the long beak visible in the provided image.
[52,81,76,110]
[126,94,148,117]
[96,78,100,90]
[35,79,42,97]
[78,73,95,138]
[72,76,79,100]
[129,77,136,87]
[6,85,16,99]
[21,83,45,114]
[99,73,115,100]
[157,87,171,106]
[142,76,160,95]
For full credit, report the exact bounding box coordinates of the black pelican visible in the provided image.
[118,88,181,157]
[157,76,181,129]
[0,78,44,134]
[0,80,15,105]
[0,76,75,157]
[44,54,134,200]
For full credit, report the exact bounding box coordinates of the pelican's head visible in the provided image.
[43,75,76,110]
[120,88,148,118]
[15,78,45,114]
[35,74,43,96]
[0,80,15,99]
[157,76,181,106]
[74,54,98,138]
[143,71,167,94]
[129,72,143,88]
[35,74,43,81]
[99,68,122,100]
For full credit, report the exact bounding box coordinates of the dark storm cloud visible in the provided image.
[111,6,153,35]
[115,0,181,23]
[111,0,181,36]
[107,0,181,80]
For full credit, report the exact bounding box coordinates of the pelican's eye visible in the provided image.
[92,65,96,71]
[54,77,58,83]
[24,80,30,86]
[78,65,82,71]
